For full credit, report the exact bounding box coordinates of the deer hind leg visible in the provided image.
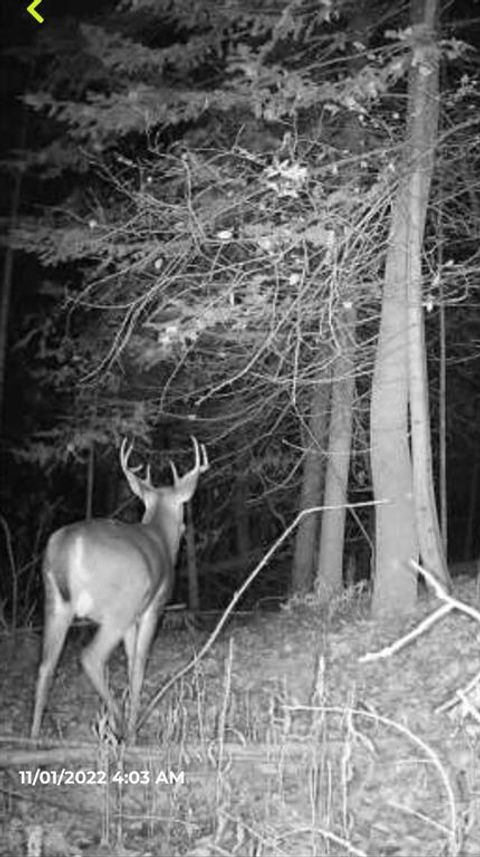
[31,588,73,739]
[123,603,159,743]
[80,621,125,732]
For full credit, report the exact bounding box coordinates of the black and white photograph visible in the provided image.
[1,1,480,854]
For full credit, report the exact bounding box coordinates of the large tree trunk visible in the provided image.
[405,0,450,590]
[315,306,356,599]
[291,380,330,594]
[371,198,417,615]
[371,0,447,616]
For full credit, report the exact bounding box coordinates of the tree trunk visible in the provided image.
[291,380,330,594]
[405,0,450,589]
[315,306,356,599]
[371,198,418,615]
[464,462,478,560]
[371,0,446,615]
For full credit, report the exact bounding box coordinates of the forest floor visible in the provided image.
[1,576,480,856]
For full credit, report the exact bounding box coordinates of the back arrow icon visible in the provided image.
[27,0,44,23]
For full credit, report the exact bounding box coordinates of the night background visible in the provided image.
[1,1,480,855]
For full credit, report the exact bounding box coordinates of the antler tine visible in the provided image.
[170,460,180,485]
[120,438,148,480]
[120,438,133,472]
[191,436,200,470]
[191,436,209,474]
[168,437,207,486]
[169,438,197,487]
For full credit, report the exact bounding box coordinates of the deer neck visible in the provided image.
[142,495,185,565]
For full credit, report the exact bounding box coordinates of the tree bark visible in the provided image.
[291,380,330,594]
[315,305,356,599]
[371,0,447,615]
[371,199,418,615]
[405,0,450,589]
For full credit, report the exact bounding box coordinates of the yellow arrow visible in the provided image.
[27,0,44,23]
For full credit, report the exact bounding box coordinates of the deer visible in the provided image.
[31,436,209,743]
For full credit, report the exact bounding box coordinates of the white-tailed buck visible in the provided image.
[31,436,208,742]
